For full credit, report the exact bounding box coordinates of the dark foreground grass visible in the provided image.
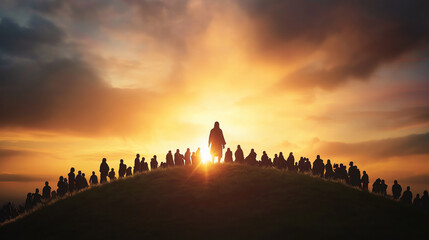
[1,164,428,239]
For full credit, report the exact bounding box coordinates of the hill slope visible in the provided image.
[1,164,428,239]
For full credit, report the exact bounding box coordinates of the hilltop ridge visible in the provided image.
[1,164,428,239]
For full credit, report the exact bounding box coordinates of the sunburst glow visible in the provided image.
[1,0,429,207]
[200,146,211,164]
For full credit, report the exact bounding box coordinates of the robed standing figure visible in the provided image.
[208,121,226,163]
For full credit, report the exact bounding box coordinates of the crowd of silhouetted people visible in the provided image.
[2,147,429,223]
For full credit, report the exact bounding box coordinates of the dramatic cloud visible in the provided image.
[7,1,429,90]
[239,0,429,90]
[308,106,429,131]
[312,132,429,160]
[0,57,160,135]
[1,0,429,203]
[0,16,64,59]
[0,16,168,136]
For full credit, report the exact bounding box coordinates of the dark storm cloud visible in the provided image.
[17,0,115,18]
[0,16,161,135]
[239,0,429,90]
[0,58,157,135]
[0,16,64,59]
[313,132,429,160]
[17,0,64,14]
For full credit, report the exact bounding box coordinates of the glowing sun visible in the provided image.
[200,146,211,164]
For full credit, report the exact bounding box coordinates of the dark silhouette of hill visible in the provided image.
[1,164,428,239]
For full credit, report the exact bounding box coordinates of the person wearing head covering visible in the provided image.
[235,145,244,164]
[224,148,233,163]
[208,121,226,163]
[100,158,109,183]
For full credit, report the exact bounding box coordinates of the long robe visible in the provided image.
[209,127,226,157]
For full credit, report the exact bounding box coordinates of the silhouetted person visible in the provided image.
[42,181,51,200]
[57,176,66,197]
[413,194,421,207]
[51,191,57,199]
[191,152,197,166]
[184,148,191,165]
[141,157,149,171]
[76,170,83,190]
[244,149,257,166]
[372,178,381,193]
[304,158,312,173]
[160,162,167,168]
[292,162,298,172]
[68,167,76,192]
[361,171,369,190]
[64,178,68,193]
[392,180,402,200]
[134,154,141,174]
[224,148,233,163]
[339,164,348,182]
[195,148,202,165]
[235,145,244,164]
[278,152,287,169]
[286,152,295,170]
[166,151,174,167]
[353,166,360,187]
[33,189,42,205]
[313,155,324,177]
[25,193,33,210]
[261,151,271,167]
[108,168,116,181]
[380,180,387,196]
[298,157,305,172]
[126,167,132,176]
[89,171,98,185]
[100,158,109,183]
[0,202,18,222]
[325,159,333,179]
[273,154,280,169]
[150,155,158,170]
[119,159,127,178]
[208,121,226,163]
[421,190,429,210]
[174,150,184,166]
[347,162,361,187]
[400,186,412,205]
[82,173,88,188]
[333,164,339,179]
[0,202,14,222]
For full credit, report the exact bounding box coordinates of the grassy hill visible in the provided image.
[1,164,428,239]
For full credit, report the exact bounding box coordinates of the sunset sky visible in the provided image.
[1,0,429,204]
